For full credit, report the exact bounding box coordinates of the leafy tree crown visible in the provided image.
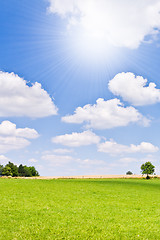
[141,162,155,175]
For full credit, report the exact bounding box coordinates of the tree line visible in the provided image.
[0,161,156,178]
[0,162,39,177]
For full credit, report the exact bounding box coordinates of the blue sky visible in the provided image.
[1,0,160,176]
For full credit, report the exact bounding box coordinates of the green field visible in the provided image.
[1,178,160,240]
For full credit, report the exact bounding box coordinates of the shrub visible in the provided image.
[126,171,133,175]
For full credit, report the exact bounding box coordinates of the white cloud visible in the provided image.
[42,148,73,155]
[109,72,160,106]
[0,71,58,117]
[0,121,39,139]
[52,130,100,147]
[35,164,44,171]
[0,121,39,154]
[119,155,158,165]
[28,158,38,163]
[48,0,160,49]
[0,136,30,154]
[41,154,74,166]
[42,154,108,173]
[119,157,138,163]
[53,148,73,154]
[62,98,149,129]
[98,139,159,155]
[0,155,10,165]
[78,158,106,166]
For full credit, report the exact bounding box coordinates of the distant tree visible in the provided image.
[126,171,133,175]
[141,162,155,179]
[0,165,3,176]
[2,166,13,176]
[29,166,39,176]
[6,162,18,177]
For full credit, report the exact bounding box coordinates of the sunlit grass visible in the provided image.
[0,178,160,239]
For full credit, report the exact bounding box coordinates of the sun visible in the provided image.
[62,2,121,66]
[66,24,118,66]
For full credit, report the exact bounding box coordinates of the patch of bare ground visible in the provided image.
[4,174,159,179]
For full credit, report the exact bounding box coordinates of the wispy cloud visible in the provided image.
[41,154,75,166]
[28,158,38,163]
[0,155,10,165]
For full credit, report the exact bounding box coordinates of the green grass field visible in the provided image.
[1,178,160,240]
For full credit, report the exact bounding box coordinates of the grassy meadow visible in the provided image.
[0,178,160,240]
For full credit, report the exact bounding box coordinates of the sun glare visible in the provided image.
[65,3,119,66]
[68,27,117,66]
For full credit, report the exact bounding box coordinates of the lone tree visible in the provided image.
[141,162,155,179]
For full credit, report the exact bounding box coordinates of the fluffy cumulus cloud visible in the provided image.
[48,0,160,48]
[52,130,100,147]
[0,121,39,139]
[0,71,58,118]
[98,139,159,155]
[62,98,149,129]
[0,121,39,153]
[109,72,160,106]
